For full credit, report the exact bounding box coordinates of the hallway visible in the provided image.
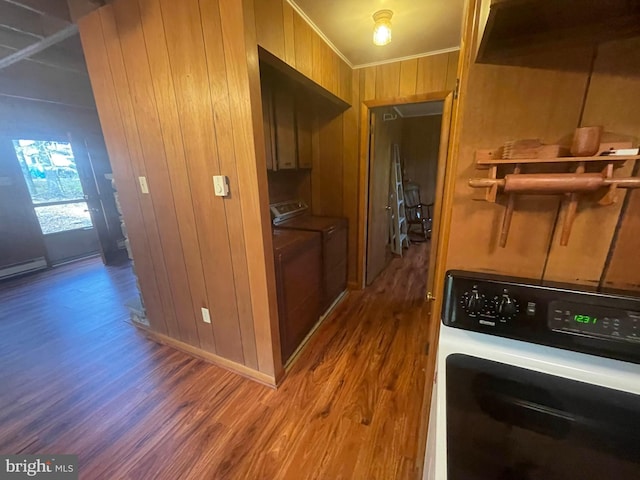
[0,243,433,479]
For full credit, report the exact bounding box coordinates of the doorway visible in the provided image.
[11,138,101,265]
[364,96,452,294]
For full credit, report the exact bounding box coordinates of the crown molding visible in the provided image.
[352,47,461,69]
[286,0,353,67]
[286,1,460,71]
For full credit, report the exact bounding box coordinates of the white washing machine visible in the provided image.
[424,270,640,480]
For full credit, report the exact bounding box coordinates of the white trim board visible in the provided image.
[0,257,47,280]
[286,0,460,70]
[352,47,461,69]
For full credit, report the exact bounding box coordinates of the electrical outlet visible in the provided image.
[201,307,211,324]
[138,176,149,194]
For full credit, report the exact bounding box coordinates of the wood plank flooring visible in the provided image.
[0,243,433,479]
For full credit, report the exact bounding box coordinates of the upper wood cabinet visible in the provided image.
[261,81,276,171]
[296,100,313,169]
[273,88,297,170]
[261,73,315,171]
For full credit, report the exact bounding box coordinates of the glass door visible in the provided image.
[13,139,100,264]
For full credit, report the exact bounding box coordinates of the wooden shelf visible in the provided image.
[476,153,640,167]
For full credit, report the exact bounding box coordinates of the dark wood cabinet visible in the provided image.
[261,72,315,172]
[272,229,322,363]
[273,88,297,170]
[322,221,348,312]
[261,81,276,171]
[296,101,313,169]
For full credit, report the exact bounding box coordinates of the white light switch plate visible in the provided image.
[213,175,229,197]
[138,176,149,194]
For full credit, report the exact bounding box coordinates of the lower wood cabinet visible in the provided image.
[272,229,322,363]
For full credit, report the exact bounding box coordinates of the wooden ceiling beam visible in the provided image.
[3,0,71,22]
[0,25,35,50]
[0,1,47,38]
[0,58,94,107]
[0,24,78,70]
[66,0,105,22]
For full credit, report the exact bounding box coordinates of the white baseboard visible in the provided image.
[0,257,47,280]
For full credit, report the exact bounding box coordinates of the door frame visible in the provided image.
[357,91,455,295]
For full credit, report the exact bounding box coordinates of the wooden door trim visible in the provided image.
[356,91,453,289]
[413,0,484,477]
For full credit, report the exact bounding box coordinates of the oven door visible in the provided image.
[436,326,640,480]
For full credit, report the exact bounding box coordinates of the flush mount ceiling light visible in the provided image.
[372,9,393,46]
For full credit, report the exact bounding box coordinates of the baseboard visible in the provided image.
[139,327,278,389]
[0,257,47,280]
[283,289,349,372]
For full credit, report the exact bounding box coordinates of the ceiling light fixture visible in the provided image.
[372,9,393,46]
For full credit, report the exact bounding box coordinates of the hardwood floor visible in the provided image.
[0,243,433,479]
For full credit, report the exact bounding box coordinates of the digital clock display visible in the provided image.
[574,314,597,324]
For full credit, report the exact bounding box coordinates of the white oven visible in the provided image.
[424,270,640,480]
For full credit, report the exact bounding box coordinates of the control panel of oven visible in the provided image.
[443,270,640,363]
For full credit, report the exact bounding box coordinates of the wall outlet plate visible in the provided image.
[201,307,211,324]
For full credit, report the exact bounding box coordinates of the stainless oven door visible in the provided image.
[446,353,640,480]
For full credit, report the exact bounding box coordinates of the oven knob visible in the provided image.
[497,290,518,320]
[462,286,484,315]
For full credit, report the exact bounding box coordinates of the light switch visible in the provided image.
[138,176,149,194]
[201,307,211,324]
[213,175,229,197]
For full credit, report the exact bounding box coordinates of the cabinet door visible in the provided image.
[273,89,297,170]
[261,82,276,171]
[296,100,313,169]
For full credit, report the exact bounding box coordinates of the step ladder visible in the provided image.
[389,144,409,255]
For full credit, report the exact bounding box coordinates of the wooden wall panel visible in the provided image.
[402,115,443,205]
[445,50,460,91]
[282,1,296,67]
[399,59,418,96]
[253,0,285,61]
[375,63,401,99]
[312,109,344,217]
[292,11,313,78]
[112,0,200,347]
[595,37,640,292]
[342,69,360,284]
[356,51,459,101]
[445,61,590,279]
[135,0,216,352]
[99,7,182,339]
[219,0,281,376]
[200,0,259,369]
[416,54,449,94]
[78,11,168,335]
[80,0,283,382]
[0,139,46,269]
[158,0,244,363]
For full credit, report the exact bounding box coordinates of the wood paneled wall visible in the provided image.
[79,0,280,383]
[402,115,443,205]
[253,0,459,287]
[357,51,460,101]
[445,4,640,293]
[253,0,352,104]
[254,0,361,284]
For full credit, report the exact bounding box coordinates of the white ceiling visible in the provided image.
[290,0,465,68]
